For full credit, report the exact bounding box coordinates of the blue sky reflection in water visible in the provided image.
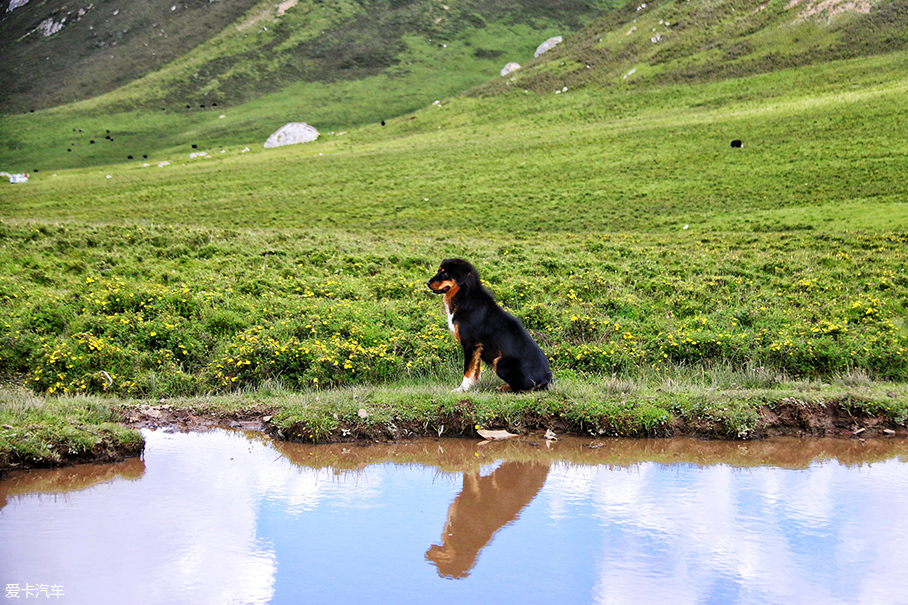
[2,429,908,604]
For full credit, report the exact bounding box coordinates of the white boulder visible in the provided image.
[534,36,563,58]
[500,62,521,76]
[264,123,320,148]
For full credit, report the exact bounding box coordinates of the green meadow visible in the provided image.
[2,0,908,467]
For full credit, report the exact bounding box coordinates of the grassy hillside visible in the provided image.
[0,0,263,112]
[474,0,908,95]
[0,0,612,113]
[4,0,907,172]
[4,51,908,233]
[1,0,613,170]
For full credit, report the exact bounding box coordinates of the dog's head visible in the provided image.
[427,258,477,295]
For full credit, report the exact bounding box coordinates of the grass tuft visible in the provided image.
[0,388,144,470]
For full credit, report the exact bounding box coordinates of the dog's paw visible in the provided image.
[452,376,477,393]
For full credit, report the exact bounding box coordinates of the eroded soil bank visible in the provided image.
[3,387,906,473]
[264,396,908,444]
[118,397,907,440]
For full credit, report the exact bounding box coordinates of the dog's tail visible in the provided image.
[533,375,553,391]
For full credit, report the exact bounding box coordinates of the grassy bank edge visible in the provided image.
[0,389,145,472]
[3,373,906,472]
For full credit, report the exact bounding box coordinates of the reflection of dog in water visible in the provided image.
[425,461,550,578]
[426,258,552,393]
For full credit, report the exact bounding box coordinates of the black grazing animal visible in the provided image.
[427,258,552,393]
[731,139,743,148]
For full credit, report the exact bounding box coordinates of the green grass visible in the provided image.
[0,218,905,401]
[5,51,908,230]
[2,53,907,399]
[263,371,908,442]
[4,369,904,470]
[0,388,144,470]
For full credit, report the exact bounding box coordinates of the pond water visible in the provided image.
[2,429,908,605]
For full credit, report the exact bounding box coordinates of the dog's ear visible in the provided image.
[459,265,480,289]
[445,259,479,286]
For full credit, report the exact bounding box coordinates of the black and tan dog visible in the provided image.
[427,258,552,393]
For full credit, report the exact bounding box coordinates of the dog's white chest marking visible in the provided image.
[444,300,455,334]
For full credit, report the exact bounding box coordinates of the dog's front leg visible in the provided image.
[453,342,483,392]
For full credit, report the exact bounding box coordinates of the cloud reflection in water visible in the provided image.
[3,432,908,604]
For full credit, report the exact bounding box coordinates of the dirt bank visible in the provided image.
[4,393,905,474]
[120,403,270,432]
[267,397,907,444]
[754,397,905,438]
[121,397,907,442]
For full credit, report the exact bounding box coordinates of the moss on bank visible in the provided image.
[3,373,905,472]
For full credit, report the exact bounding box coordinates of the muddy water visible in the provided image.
[3,431,908,605]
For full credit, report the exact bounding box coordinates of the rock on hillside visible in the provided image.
[500,62,521,76]
[263,123,319,148]
[534,36,563,57]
